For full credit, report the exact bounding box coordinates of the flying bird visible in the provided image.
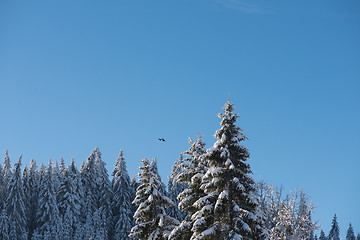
[158,138,165,142]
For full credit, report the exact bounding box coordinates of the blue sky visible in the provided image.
[0,0,359,237]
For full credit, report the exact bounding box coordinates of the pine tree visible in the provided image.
[150,158,167,196]
[33,160,61,240]
[57,158,82,240]
[356,234,360,240]
[193,101,267,240]
[23,159,40,240]
[167,154,188,222]
[319,230,327,240]
[346,223,355,240]
[111,150,135,240]
[0,163,4,209]
[0,207,9,240]
[130,158,179,240]
[169,135,207,240]
[94,148,112,239]
[6,155,28,240]
[328,214,340,240]
[2,149,12,209]
[80,148,98,235]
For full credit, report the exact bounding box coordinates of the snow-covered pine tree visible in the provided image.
[319,230,327,240]
[130,158,179,240]
[167,154,188,222]
[2,149,12,209]
[33,160,61,240]
[193,100,268,240]
[23,159,40,240]
[57,158,82,240]
[0,163,4,209]
[169,135,207,240]
[328,214,340,240]
[3,149,12,183]
[0,208,9,240]
[6,155,28,240]
[346,223,355,240]
[111,150,135,240]
[150,158,167,196]
[80,148,98,237]
[52,161,61,192]
[95,148,113,240]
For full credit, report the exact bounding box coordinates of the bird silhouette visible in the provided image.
[158,138,165,142]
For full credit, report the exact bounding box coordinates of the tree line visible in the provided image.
[0,100,335,240]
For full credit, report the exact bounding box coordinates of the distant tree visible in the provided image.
[169,135,207,240]
[33,160,61,240]
[319,230,327,240]
[328,214,340,240]
[111,150,135,240]
[130,158,179,240]
[6,156,28,240]
[346,223,355,240]
[191,101,268,240]
[356,233,360,240]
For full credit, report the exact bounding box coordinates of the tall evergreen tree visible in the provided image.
[57,158,82,240]
[111,150,135,240]
[328,214,340,240]
[130,158,179,240]
[2,149,12,208]
[95,148,113,240]
[150,158,167,196]
[319,230,327,240]
[192,101,267,240]
[167,154,188,222]
[356,234,360,240]
[346,223,355,240]
[0,208,9,240]
[33,160,61,240]
[169,135,207,240]
[23,159,40,240]
[6,155,27,240]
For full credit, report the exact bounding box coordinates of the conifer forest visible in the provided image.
[0,101,358,240]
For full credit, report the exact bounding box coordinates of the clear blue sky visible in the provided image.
[1,0,359,237]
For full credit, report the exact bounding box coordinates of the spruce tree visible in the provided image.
[130,158,179,240]
[167,154,188,222]
[319,230,327,240]
[2,149,12,208]
[95,148,113,239]
[356,234,360,240]
[6,155,27,240]
[346,223,355,240]
[169,135,207,240]
[193,100,267,240]
[0,208,9,240]
[33,160,61,240]
[111,150,135,240]
[328,214,340,240]
[57,158,82,240]
[23,161,39,240]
